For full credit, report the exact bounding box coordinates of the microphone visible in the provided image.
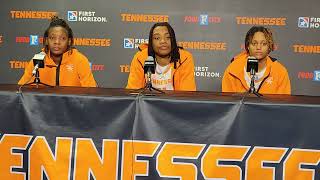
[17,51,49,92]
[133,56,164,94]
[32,52,46,75]
[144,56,155,86]
[246,56,258,76]
[144,56,155,74]
[246,56,261,95]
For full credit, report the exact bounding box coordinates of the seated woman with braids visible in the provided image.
[126,22,196,91]
[18,16,97,87]
[222,26,291,94]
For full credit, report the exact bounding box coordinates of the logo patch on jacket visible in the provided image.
[266,77,273,85]
[66,64,74,72]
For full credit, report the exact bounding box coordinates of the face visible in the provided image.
[46,26,69,57]
[152,26,172,58]
[248,31,270,60]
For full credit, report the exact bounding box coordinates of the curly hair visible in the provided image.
[43,16,74,54]
[245,26,275,53]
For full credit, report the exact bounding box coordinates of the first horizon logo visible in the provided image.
[67,10,107,22]
[123,38,148,49]
[298,17,320,29]
[68,11,77,21]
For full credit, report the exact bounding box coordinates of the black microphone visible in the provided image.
[246,56,260,94]
[246,56,258,76]
[144,56,155,86]
[144,56,155,74]
[32,52,46,75]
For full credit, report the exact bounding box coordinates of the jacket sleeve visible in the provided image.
[77,55,97,87]
[17,59,35,85]
[175,53,196,91]
[126,52,145,89]
[222,66,234,93]
[277,67,291,95]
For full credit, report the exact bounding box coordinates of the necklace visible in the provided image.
[155,63,171,79]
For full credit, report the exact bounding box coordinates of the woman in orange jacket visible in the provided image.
[18,16,97,87]
[222,26,291,95]
[126,22,196,91]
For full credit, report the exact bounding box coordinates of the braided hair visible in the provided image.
[148,22,180,69]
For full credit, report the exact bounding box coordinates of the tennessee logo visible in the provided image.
[293,45,320,53]
[120,65,130,73]
[121,13,169,22]
[73,38,111,47]
[236,17,286,26]
[178,41,227,51]
[1,134,320,180]
[66,64,74,72]
[9,60,29,69]
[265,77,273,85]
[10,11,57,19]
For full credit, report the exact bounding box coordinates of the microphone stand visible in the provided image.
[130,56,165,96]
[248,68,262,97]
[138,68,165,95]
[26,66,52,88]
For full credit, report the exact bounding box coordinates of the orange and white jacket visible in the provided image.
[222,51,291,95]
[18,49,97,87]
[126,45,196,91]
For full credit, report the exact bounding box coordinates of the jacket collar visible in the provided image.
[45,49,76,67]
[229,51,273,90]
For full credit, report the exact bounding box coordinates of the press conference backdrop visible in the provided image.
[0,0,319,95]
